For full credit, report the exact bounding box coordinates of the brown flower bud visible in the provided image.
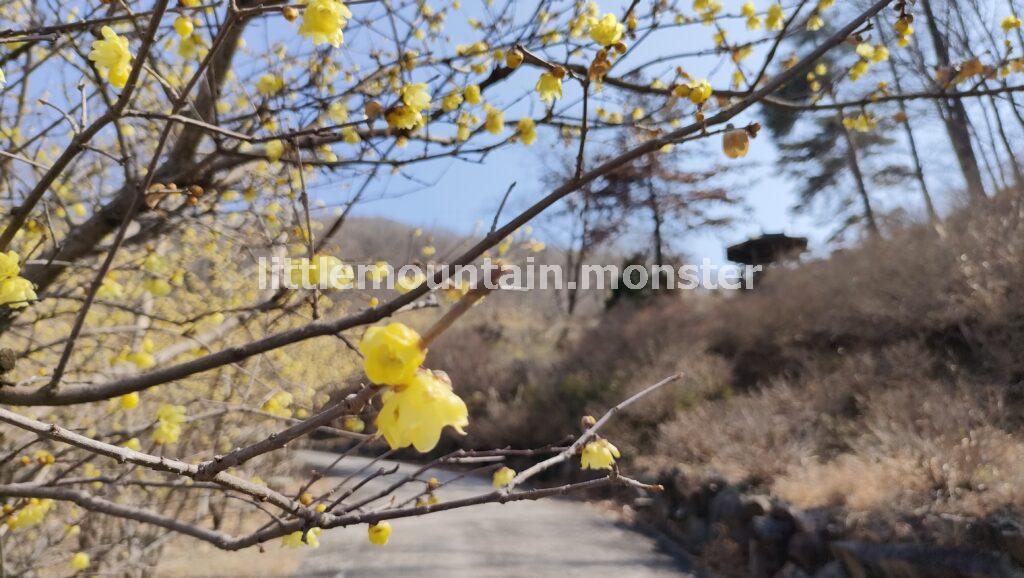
[364,101,383,119]
[282,6,299,21]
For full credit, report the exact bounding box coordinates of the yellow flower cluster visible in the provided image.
[1004,15,1022,33]
[580,439,620,470]
[742,1,761,30]
[359,323,468,452]
[289,255,352,289]
[5,498,54,530]
[153,404,186,445]
[843,112,877,133]
[110,337,156,369]
[673,78,713,106]
[262,391,294,418]
[88,26,132,88]
[256,73,285,96]
[387,83,432,131]
[766,3,785,31]
[298,0,352,47]
[0,251,36,308]
[894,15,914,47]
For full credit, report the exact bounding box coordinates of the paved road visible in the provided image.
[294,450,699,578]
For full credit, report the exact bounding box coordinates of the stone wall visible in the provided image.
[636,468,1024,578]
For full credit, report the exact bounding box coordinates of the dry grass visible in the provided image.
[427,199,1024,535]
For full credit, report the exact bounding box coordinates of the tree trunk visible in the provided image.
[836,110,880,238]
[920,0,988,203]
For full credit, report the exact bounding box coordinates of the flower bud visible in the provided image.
[506,49,524,69]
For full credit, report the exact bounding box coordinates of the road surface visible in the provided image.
[294,450,699,578]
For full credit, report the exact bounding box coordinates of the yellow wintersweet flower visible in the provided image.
[70,552,90,571]
[400,83,431,111]
[517,117,537,145]
[342,126,361,143]
[358,322,425,385]
[492,466,516,488]
[806,14,824,31]
[289,255,350,288]
[265,139,284,162]
[463,84,482,105]
[386,106,423,130]
[742,1,762,30]
[343,415,366,432]
[535,72,562,102]
[842,112,877,133]
[143,278,172,297]
[766,3,785,31]
[122,438,142,451]
[88,26,132,88]
[441,91,464,111]
[1003,15,1022,33]
[256,73,284,96]
[0,250,21,279]
[895,17,914,46]
[484,106,504,134]
[589,13,624,46]
[327,100,349,123]
[0,277,36,308]
[262,391,294,418]
[850,59,869,81]
[153,404,186,445]
[299,0,351,47]
[173,16,194,39]
[282,527,322,548]
[368,521,391,545]
[686,79,713,105]
[581,439,620,470]
[375,370,468,452]
[6,498,54,530]
[871,45,889,63]
[119,391,140,410]
[126,350,155,369]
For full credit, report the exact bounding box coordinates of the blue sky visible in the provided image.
[253,1,963,264]
[17,1,976,265]
[324,2,825,265]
